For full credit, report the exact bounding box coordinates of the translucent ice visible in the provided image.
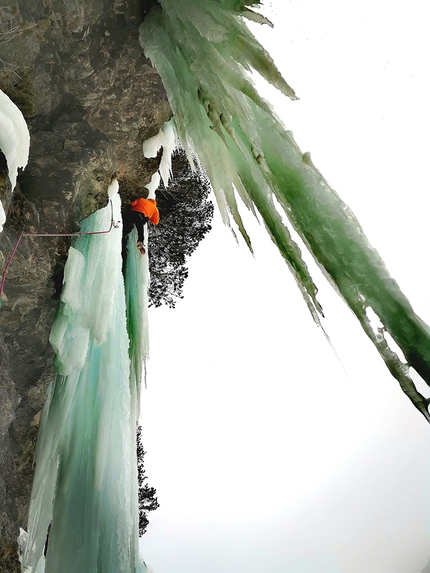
[22,182,147,573]
[125,226,150,406]
[140,0,430,418]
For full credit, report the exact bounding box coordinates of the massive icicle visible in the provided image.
[0,89,30,231]
[22,182,147,573]
[125,226,150,401]
[140,0,430,419]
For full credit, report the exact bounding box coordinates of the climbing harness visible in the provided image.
[0,199,120,301]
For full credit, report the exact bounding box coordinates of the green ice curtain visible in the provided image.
[139,0,430,420]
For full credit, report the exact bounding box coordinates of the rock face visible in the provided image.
[0,2,171,569]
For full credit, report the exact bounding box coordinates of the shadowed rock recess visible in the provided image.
[0,2,171,569]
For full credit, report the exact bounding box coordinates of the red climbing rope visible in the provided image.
[0,199,119,300]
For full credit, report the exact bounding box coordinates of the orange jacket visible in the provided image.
[131,198,159,225]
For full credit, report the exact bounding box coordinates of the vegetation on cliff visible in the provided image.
[137,426,159,536]
[148,147,214,309]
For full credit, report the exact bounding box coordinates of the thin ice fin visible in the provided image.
[359,307,430,422]
[242,9,274,27]
[223,181,253,252]
[229,33,298,100]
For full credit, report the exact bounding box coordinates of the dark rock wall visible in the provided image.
[0,2,171,569]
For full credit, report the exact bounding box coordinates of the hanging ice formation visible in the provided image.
[0,89,30,232]
[139,0,430,420]
[142,119,176,192]
[20,182,148,573]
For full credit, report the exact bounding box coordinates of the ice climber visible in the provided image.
[127,196,160,254]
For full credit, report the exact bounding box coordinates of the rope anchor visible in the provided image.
[0,200,118,300]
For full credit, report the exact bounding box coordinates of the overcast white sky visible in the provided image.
[140,1,430,572]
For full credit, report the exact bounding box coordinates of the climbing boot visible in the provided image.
[137,241,145,254]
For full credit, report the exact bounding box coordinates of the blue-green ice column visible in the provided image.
[125,227,150,404]
[140,0,430,420]
[22,183,147,573]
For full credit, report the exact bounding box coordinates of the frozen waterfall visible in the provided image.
[139,0,430,419]
[21,182,148,573]
[4,2,430,572]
